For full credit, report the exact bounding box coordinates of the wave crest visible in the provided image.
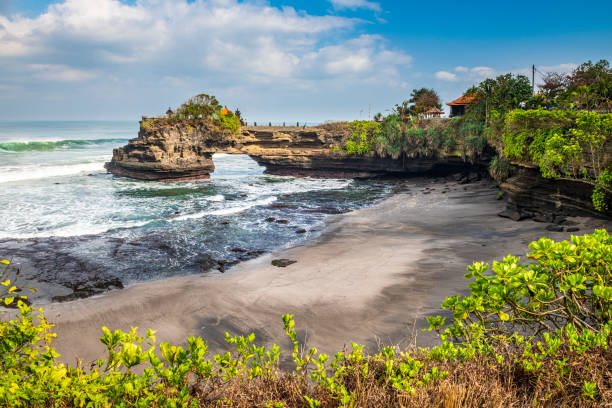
[0,138,128,152]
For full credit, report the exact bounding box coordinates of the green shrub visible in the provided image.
[503,109,612,212]
[1,230,610,407]
[430,229,611,342]
[215,109,241,135]
[139,93,242,135]
[489,155,511,182]
[343,120,381,155]
[375,114,404,158]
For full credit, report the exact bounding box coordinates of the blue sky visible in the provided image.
[0,0,611,122]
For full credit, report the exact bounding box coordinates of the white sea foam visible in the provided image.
[206,194,225,202]
[3,219,154,239]
[0,162,105,183]
[174,196,277,221]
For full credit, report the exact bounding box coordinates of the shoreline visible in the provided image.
[41,178,611,364]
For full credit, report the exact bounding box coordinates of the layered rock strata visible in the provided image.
[105,122,471,181]
[106,120,610,217]
[501,165,609,218]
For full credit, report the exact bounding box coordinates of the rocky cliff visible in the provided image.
[500,165,610,218]
[105,121,473,181]
[105,119,610,218]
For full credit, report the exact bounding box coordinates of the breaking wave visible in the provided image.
[0,138,129,152]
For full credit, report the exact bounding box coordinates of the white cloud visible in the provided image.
[301,35,411,78]
[0,0,414,120]
[329,0,382,12]
[435,71,457,81]
[470,66,497,79]
[28,64,98,81]
[0,0,405,85]
[435,62,578,92]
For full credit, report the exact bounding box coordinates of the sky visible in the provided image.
[0,0,611,122]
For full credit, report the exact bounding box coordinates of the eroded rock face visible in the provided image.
[501,165,610,218]
[105,121,610,217]
[105,122,471,180]
[105,120,239,181]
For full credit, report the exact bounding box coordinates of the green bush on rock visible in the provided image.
[342,120,381,155]
[503,109,612,211]
[141,93,242,135]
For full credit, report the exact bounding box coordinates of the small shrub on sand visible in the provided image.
[0,231,611,407]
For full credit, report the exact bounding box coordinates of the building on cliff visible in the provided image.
[447,95,476,117]
[424,107,444,118]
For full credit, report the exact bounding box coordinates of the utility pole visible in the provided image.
[368,104,371,121]
[532,64,535,95]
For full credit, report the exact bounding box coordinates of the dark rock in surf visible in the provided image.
[271,259,297,267]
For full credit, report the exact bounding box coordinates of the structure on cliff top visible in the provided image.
[447,95,476,117]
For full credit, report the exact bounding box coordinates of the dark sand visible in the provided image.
[42,179,611,364]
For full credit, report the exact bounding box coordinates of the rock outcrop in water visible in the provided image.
[105,121,472,181]
[106,119,610,218]
[105,120,236,181]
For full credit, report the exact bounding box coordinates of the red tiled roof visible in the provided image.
[425,107,444,114]
[446,95,476,106]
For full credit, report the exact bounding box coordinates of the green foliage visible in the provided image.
[375,114,404,158]
[433,229,611,341]
[343,120,381,155]
[175,93,220,120]
[538,59,612,111]
[2,231,610,406]
[371,116,462,161]
[593,169,612,211]
[503,109,612,211]
[215,109,241,135]
[489,155,511,182]
[141,119,155,131]
[140,93,242,135]
[0,260,32,307]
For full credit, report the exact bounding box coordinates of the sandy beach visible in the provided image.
[43,178,611,365]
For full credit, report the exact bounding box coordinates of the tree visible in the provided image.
[408,88,442,116]
[539,72,568,102]
[464,74,532,122]
[537,60,612,112]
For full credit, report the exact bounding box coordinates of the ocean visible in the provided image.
[0,121,392,302]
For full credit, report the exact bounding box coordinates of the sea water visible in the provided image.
[0,121,392,302]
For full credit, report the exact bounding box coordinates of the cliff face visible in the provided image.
[106,123,471,181]
[501,165,610,218]
[106,121,239,181]
[105,121,610,217]
[500,139,612,218]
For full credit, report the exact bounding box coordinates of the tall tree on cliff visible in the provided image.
[394,88,441,119]
[409,88,442,116]
[464,73,532,122]
[537,60,612,111]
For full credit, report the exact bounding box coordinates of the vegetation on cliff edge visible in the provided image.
[337,60,612,213]
[142,94,241,135]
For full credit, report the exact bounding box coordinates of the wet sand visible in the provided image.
[43,179,611,364]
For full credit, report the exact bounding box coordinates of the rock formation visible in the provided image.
[501,165,608,218]
[105,119,610,218]
[105,121,472,181]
